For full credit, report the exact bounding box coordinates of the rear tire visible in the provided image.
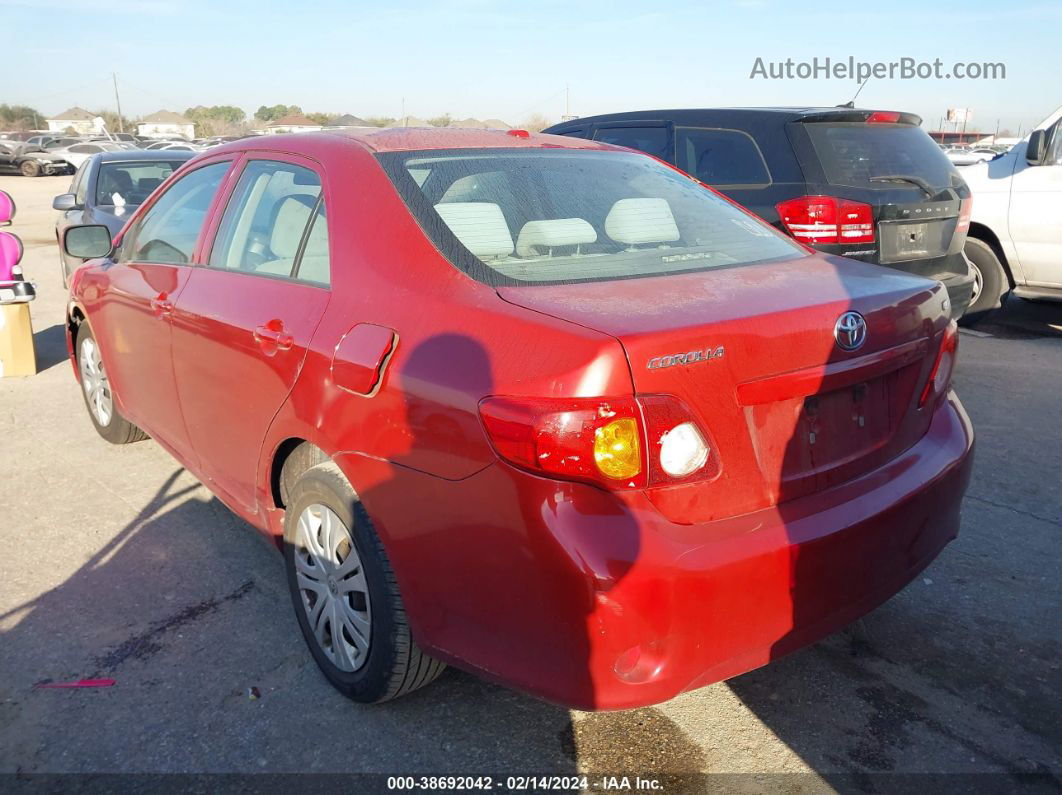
[960,237,1008,326]
[283,462,445,703]
[19,160,40,178]
[75,325,148,444]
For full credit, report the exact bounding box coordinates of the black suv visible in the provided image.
[546,108,975,319]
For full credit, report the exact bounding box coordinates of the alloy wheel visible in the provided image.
[968,259,984,305]
[79,337,113,427]
[294,503,372,672]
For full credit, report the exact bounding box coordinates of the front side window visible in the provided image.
[378,148,804,286]
[675,127,771,187]
[208,160,329,284]
[1046,121,1062,165]
[95,161,182,207]
[592,126,671,159]
[123,161,230,264]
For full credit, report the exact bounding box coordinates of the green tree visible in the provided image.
[362,116,395,127]
[0,104,43,130]
[306,112,332,126]
[185,105,246,125]
[427,113,452,127]
[255,104,302,122]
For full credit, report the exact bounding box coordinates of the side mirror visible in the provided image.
[52,193,80,212]
[1026,129,1047,165]
[63,224,113,260]
[0,190,14,226]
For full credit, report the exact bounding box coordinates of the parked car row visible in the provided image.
[56,118,977,709]
[0,131,258,175]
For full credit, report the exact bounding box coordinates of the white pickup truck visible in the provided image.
[961,105,1062,321]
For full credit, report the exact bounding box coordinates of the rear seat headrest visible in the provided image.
[515,218,597,257]
[435,202,513,259]
[604,198,680,246]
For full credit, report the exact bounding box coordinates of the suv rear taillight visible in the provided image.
[919,321,959,408]
[956,196,973,237]
[776,196,875,245]
[479,395,719,490]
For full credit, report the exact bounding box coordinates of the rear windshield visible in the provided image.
[804,123,962,190]
[377,148,804,286]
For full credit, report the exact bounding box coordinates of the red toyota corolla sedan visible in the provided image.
[61,128,973,709]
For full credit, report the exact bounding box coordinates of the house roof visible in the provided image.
[268,114,319,127]
[326,114,369,127]
[141,110,192,124]
[49,107,95,122]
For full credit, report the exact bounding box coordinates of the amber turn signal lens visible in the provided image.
[593,418,642,480]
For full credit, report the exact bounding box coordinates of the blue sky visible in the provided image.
[4,0,1059,133]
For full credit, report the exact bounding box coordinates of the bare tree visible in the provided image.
[519,113,552,132]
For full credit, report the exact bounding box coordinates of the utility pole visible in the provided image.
[112,72,124,133]
[565,84,570,118]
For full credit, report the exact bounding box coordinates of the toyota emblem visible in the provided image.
[834,311,867,351]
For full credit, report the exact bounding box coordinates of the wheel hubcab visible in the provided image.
[294,503,372,672]
[79,337,113,427]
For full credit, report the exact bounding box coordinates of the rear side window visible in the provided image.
[675,127,770,187]
[209,160,330,285]
[592,126,671,159]
[804,123,962,189]
[125,161,230,264]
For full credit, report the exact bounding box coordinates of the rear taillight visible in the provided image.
[956,197,973,237]
[479,395,718,490]
[776,196,875,245]
[919,321,959,408]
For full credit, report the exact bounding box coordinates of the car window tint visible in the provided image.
[126,161,230,264]
[675,128,771,186]
[592,126,670,159]
[208,160,327,282]
[804,123,961,189]
[95,162,180,207]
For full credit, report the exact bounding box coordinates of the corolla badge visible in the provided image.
[834,311,867,351]
[647,346,724,370]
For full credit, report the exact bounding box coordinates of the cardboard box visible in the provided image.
[0,302,37,377]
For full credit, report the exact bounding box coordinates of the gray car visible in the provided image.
[54,149,194,286]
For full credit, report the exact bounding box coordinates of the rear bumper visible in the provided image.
[404,392,974,710]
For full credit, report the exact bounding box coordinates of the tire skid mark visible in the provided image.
[92,580,256,671]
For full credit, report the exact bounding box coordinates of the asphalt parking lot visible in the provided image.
[1,174,1059,789]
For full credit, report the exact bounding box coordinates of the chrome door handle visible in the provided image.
[150,296,173,316]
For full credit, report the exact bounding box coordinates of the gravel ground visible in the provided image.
[1,175,1059,791]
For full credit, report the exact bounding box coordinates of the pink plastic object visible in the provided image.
[0,231,23,281]
[34,678,116,689]
[0,190,14,225]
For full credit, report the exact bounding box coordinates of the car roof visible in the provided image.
[546,107,923,127]
[206,128,616,157]
[95,149,196,164]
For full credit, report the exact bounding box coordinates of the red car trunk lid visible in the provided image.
[498,254,949,523]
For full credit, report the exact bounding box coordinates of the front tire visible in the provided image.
[19,160,41,178]
[75,325,148,444]
[283,462,445,703]
[960,238,1008,325]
